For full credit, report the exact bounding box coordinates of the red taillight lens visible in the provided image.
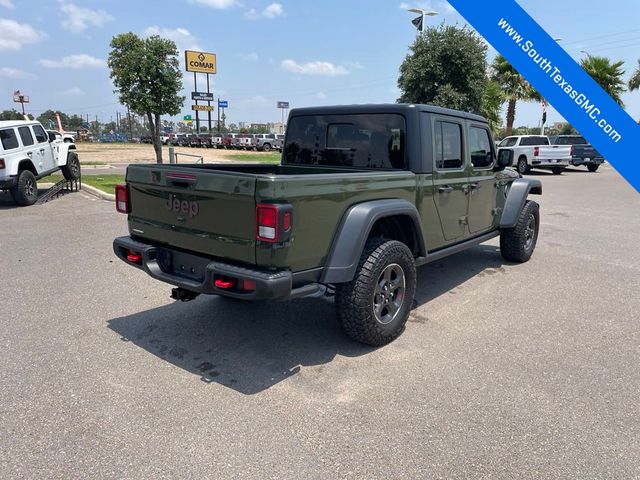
[256,204,279,242]
[241,279,256,291]
[533,146,539,157]
[115,184,130,213]
[0,159,5,169]
[214,278,236,289]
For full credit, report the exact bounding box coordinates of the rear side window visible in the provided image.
[469,127,493,168]
[283,113,406,169]
[499,137,517,147]
[0,128,19,150]
[32,124,48,143]
[520,136,549,146]
[18,126,34,146]
[434,121,463,169]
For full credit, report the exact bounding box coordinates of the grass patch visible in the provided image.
[39,173,124,194]
[223,152,281,164]
[80,161,110,166]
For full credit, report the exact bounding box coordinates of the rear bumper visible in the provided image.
[531,159,570,167]
[0,177,17,189]
[113,236,295,300]
[570,156,605,166]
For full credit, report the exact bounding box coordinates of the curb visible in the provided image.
[82,184,115,202]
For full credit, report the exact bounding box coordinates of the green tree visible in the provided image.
[0,109,26,120]
[108,32,184,163]
[37,109,68,129]
[397,24,487,113]
[480,79,503,136]
[580,55,626,107]
[490,55,538,136]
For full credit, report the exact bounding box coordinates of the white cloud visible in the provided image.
[0,19,44,50]
[57,86,86,96]
[59,1,113,33]
[281,59,350,77]
[190,0,240,9]
[0,0,15,9]
[39,54,106,69]
[0,67,35,79]
[246,2,284,20]
[241,52,259,62]
[143,26,201,52]
[344,61,363,70]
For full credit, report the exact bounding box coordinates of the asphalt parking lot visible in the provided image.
[1,164,639,479]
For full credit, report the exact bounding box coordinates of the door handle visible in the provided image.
[27,152,33,157]
[438,186,453,194]
[470,182,480,190]
[40,149,45,153]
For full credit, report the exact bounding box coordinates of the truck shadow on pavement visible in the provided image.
[107,244,508,395]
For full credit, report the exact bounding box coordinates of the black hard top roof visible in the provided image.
[289,103,488,123]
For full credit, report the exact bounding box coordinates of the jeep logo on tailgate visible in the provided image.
[166,195,199,218]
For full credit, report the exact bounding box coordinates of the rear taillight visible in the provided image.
[126,249,142,264]
[115,184,130,213]
[0,159,5,169]
[533,146,539,157]
[256,204,293,243]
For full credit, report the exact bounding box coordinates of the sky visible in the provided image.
[0,0,639,129]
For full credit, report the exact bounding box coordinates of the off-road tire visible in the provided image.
[262,142,272,152]
[517,156,530,175]
[335,239,416,346]
[61,151,81,181]
[551,167,564,175]
[500,200,539,263]
[11,170,38,206]
[587,164,599,172]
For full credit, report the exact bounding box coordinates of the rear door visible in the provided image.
[127,166,258,263]
[31,124,56,173]
[467,124,499,234]
[431,117,469,242]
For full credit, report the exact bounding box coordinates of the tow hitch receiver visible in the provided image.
[171,288,200,302]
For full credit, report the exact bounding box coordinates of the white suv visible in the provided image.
[0,120,81,206]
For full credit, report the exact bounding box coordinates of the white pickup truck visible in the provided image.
[497,135,571,175]
[0,120,81,206]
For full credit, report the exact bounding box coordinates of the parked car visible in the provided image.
[274,134,285,151]
[169,133,186,146]
[211,135,223,148]
[253,133,277,151]
[497,135,571,175]
[0,120,81,206]
[113,103,542,346]
[46,130,75,143]
[548,135,604,172]
[221,133,238,149]
[234,134,255,150]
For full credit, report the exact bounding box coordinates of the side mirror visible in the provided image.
[47,131,57,142]
[495,148,512,170]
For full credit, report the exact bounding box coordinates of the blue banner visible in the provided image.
[448,0,640,193]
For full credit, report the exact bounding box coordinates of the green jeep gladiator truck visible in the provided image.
[113,104,541,346]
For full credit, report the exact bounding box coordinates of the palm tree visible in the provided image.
[629,60,640,123]
[580,55,626,107]
[490,55,538,136]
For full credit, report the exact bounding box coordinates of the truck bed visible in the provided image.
[125,163,417,272]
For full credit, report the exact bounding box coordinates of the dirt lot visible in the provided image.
[74,142,278,165]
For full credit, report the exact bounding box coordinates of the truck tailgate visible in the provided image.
[537,145,571,160]
[126,165,257,264]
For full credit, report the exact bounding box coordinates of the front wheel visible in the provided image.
[262,143,272,152]
[11,170,38,206]
[61,151,81,181]
[587,164,599,172]
[500,200,539,263]
[335,239,416,346]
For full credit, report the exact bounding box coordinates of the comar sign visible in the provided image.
[185,50,217,74]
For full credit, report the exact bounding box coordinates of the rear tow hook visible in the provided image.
[171,288,200,302]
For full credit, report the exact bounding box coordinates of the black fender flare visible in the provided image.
[500,178,542,228]
[320,199,427,284]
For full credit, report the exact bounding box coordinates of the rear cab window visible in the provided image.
[499,137,518,147]
[0,128,19,151]
[520,136,549,146]
[553,136,587,145]
[283,113,406,169]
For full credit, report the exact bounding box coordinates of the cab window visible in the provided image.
[32,124,48,143]
[469,127,494,168]
[0,128,19,150]
[18,126,35,147]
[434,121,463,169]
